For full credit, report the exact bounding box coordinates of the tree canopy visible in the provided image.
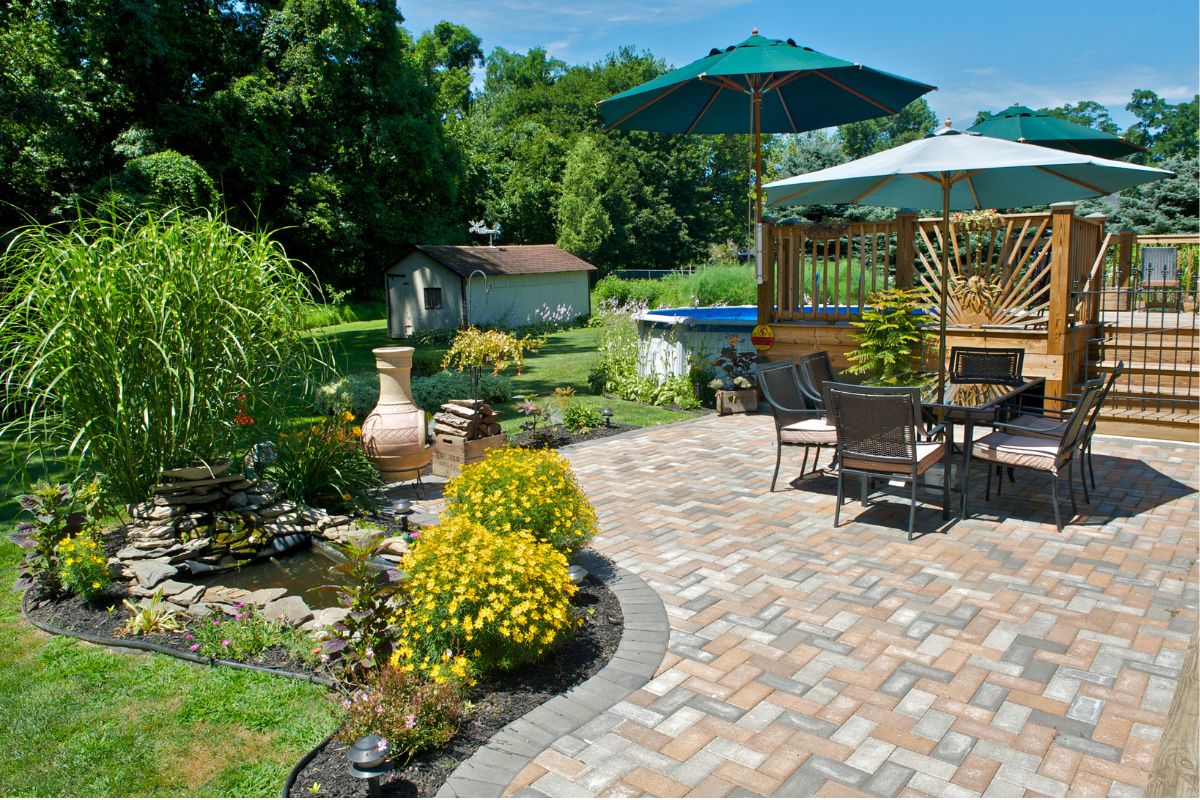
[1,2,1196,285]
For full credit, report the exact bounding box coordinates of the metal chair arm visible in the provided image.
[993,420,1063,436]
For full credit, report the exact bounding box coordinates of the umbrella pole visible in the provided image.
[753,86,763,225]
[937,184,950,404]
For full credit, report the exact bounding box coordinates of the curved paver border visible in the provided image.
[436,551,670,798]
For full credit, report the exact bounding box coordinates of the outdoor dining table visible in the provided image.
[923,377,1047,517]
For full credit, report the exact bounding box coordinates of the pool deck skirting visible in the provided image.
[436,551,671,797]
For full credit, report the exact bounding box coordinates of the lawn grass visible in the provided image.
[308,320,702,431]
[0,537,338,797]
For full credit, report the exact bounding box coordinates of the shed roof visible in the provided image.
[409,244,597,279]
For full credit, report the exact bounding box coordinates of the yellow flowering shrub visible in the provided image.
[57,534,111,600]
[393,517,578,679]
[443,447,598,556]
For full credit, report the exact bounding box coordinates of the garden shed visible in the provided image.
[385,244,597,338]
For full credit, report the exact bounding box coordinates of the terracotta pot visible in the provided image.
[361,347,432,480]
[716,388,758,416]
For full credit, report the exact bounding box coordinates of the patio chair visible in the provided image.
[948,346,1025,384]
[994,363,1124,502]
[823,382,949,539]
[756,361,836,491]
[965,378,1107,531]
[794,351,858,408]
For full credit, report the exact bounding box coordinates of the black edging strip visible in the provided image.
[20,591,336,688]
[282,732,336,798]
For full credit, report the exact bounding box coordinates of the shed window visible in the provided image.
[424,287,443,310]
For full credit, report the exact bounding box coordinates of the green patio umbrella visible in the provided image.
[763,127,1171,401]
[596,31,935,225]
[968,104,1143,159]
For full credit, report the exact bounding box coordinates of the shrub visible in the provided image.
[409,327,460,347]
[592,274,664,308]
[410,350,445,376]
[588,303,702,410]
[313,374,379,418]
[57,534,111,600]
[412,370,513,413]
[0,210,323,504]
[12,479,106,598]
[264,413,383,513]
[441,327,543,375]
[321,533,406,678]
[561,402,604,433]
[395,518,577,677]
[846,288,933,386]
[339,667,465,762]
[442,448,597,556]
[656,263,756,308]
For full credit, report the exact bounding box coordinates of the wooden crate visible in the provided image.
[431,433,507,478]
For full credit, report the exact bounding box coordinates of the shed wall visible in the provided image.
[386,254,463,337]
[467,272,590,328]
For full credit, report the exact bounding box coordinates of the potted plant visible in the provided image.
[709,336,759,415]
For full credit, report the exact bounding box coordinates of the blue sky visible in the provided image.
[402,0,1198,129]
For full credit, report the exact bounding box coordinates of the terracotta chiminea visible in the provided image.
[361,347,433,480]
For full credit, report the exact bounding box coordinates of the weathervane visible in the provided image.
[468,219,502,247]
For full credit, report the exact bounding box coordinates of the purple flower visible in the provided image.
[374,704,383,714]
[320,654,330,664]
[342,699,352,709]
[189,644,200,652]
[221,639,231,647]
[404,715,416,730]
[364,647,374,658]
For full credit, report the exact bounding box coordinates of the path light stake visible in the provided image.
[347,735,392,796]
[601,407,613,428]
[389,498,413,532]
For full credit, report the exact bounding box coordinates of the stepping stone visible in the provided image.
[243,587,288,606]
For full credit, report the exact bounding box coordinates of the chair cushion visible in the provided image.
[780,417,837,445]
[841,442,944,475]
[1007,413,1067,438]
[973,432,1060,472]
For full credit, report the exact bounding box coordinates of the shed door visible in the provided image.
[387,274,409,338]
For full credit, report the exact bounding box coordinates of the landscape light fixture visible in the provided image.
[347,735,392,796]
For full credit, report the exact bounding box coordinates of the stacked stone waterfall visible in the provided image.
[113,464,366,626]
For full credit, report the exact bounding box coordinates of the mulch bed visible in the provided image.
[286,569,624,798]
[24,581,321,674]
[508,422,636,450]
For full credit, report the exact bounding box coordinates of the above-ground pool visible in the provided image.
[637,305,863,380]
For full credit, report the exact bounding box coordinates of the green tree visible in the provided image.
[414,21,484,120]
[1125,90,1199,161]
[1042,100,1121,135]
[93,150,218,213]
[841,99,937,159]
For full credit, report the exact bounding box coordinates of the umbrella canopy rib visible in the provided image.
[605,81,688,129]
[686,86,725,134]
[1033,166,1108,195]
[814,70,897,114]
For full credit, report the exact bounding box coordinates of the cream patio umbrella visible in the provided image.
[763,127,1171,401]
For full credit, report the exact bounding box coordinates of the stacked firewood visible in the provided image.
[432,399,502,443]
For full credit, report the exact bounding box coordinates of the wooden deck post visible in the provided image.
[894,210,916,289]
[1046,203,1076,406]
[1116,229,1135,311]
[757,221,774,326]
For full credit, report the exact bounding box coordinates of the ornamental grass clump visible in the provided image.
[394,517,578,679]
[0,209,323,504]
[442,448,598,556]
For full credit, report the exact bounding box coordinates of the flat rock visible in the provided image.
[202,585,249,603]
[172,584,206,605]
[243,587,288,606]
[380,536,408,555]
[301,606,349,636]
[129,560,178,588]
[116,544,154,560]
[262,595,313,625]
[133,578,192,598]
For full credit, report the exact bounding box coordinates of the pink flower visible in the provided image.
[221,640,232,647]
[189,644,200,652]
[184,634,193,641]
[376,738,389,751]
[374,704,383,713]
[342,699,352,709]
[404,714,416,730]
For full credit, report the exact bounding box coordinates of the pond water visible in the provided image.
[197,545,345,608]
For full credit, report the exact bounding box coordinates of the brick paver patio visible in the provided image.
[501,414,1198,798]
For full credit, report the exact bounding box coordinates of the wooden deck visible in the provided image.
[1148,621,1199,797]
